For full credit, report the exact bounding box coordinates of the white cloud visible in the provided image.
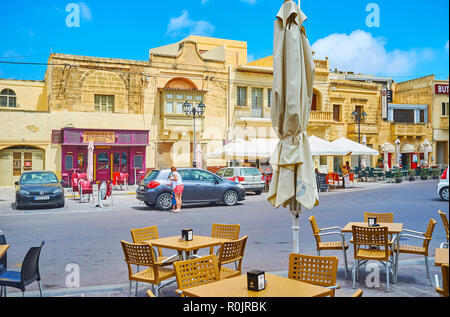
[445,40,449,52]
[241,0,257,4]
[311,30,436,76]
[79,2,92,21]
[166,11,215,38]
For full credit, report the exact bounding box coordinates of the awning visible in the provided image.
[381,143,395,153]
[400,143,416,154]
[309,135,352,156]
[331,137,379,156]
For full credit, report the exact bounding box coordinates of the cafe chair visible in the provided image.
[438,210,449,248]
[71,176,80,200]
[351,226,395,292]
[173,254,220,297]
[78,180,93,203]
[309,215,349,279]
[434,264,449,297]
[394,219,437,285]
[351,289,363,297]
[146,289,156,297]
[364,212,394,224]
[217,236,248,279]
[192,223,241,258]
[121,240,175,297]
[116,173,129,190]
[288,253,340,297]
[0,241,45,297]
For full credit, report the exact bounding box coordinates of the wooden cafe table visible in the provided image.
[342,222,404,283]
[0,244,9,259]
[144,235,229,262]
[435,248,449,267]
[181,273,333,298]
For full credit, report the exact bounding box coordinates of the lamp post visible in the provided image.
[352,109,368,170]
[183,100,206,168]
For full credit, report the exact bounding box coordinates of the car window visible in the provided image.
[192,170,216,182]
[21,172,59,185]
[178,170,192,181]
[144,170,160,181]
[223,168,234,177]
[240,168,261,176]
[216,169,225,177]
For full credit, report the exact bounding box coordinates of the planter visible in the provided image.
[409,177,415,182]
[395,178,403,183]
[420,176,428,181]
[432,175,439,180]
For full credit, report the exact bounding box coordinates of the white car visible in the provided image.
[216,167,266,195]
[437,166,449,201]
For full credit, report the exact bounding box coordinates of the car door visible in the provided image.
[191,170,221,202]
[178,169,195,203]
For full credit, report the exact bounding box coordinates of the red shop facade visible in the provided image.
[56,128,149,185]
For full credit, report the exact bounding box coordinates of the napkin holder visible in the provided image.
[247,270,266,292]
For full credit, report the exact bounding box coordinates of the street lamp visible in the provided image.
[183,100,206,168]
[352,109,368,170]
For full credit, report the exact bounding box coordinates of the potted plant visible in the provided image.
[432,168,441,180]
[420,168,429,180]
[394,171,403,183]
[408,169,416,181]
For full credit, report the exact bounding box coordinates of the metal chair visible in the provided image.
[438,210,449,248]
[394,219,437,285]
[0,232,7,297]
[173,254,220,297]
[217,236,248,279]
[309,215,349,279]
[79,180,93,203]
[435,264,449,297]
[146,289,156,297]
[351,226,395,291]
[351,289,363,297]
[288,253,340,297]
[120,240,175,297]
[0,241,45,297]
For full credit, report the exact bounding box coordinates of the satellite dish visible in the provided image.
[99,181,107,200]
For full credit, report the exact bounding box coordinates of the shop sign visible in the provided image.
[83,131,116,144]
[435,84,449,95]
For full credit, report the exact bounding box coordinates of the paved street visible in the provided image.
[0,179,448,297]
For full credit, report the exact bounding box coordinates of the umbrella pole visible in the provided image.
[290,198,301,254]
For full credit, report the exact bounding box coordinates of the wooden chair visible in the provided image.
[173,254,220,297]
[309,215,349,279]
[288,253,340,297]
[363,212,394,224]
[351,225,395,291]
[130,226,168,262]
[146,289,156,297]
[120,241,175,297]
[438,210,449,248]
[351,289,363,297]
[208,223,240,255]
[435,264,449,297]
[394,219,437,284]
[217,236,248,279]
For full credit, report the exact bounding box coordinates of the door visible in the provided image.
[113,150,129,183]
[191,170,221,202]
[96,151,111,182]
[178,170,195,203]
[411,153,419,170]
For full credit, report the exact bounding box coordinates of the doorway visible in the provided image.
[95,151,111,182]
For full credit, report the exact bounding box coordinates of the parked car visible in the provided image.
[136,168,246,211]
[216,167,266,195]
[437,166,449,201]
[15,171,65,209]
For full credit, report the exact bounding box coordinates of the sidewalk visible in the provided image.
[5,257,442,297]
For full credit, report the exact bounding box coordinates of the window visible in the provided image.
[394,109,414,123]
[355,105,364,116]
[223,168,234,177]
[216,169,226,177]
[268,89,272,108]
[311,94,317,111]
[419,110,426,123]
[65,155,74,171]
[77,152,86,169]
[442,102,449,116]
[164,92,203,114]
[179,170,192,181]
[319,156,327,166]
[94,95,114,112]
[251,88,263,118]
[191,170,216,181]
[133,155,143,169]
[333,105,341,122]
[237,87,247,107]
[0,89,17,108]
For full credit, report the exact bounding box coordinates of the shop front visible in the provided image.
[60,128,149,185]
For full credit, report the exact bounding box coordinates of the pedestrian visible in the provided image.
[169,174,177,212]
[169,167,184,213]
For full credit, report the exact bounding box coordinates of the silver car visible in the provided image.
[216,167,265,195]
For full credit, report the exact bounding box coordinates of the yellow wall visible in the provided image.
[0,79,47,111]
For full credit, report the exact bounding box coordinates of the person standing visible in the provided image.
[169,167,184,213]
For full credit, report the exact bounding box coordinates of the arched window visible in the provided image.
[0,89,17,108]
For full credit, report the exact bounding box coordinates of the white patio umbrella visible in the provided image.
[394,138,401,168]
[207,139,251,159]
[268,0,319,254]
[87,140,94,181]
[309,135,351,156]
[332,137,379,156]
[422,139,432,167]
[195,144,203,169]
[361,135,368,169]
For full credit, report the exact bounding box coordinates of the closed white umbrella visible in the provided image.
[87,140,94,182]
[268,0,319,254]
[195,144,203,169]
[394,138,401,168]
[422,139,432,167]
[361,135,368,169]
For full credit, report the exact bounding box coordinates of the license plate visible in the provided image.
[35,196,50,201]
[139,186,146,191]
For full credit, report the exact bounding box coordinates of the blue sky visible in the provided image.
[0,0,448,82]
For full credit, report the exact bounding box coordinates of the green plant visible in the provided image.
[408,169,416,177]
[420,168,429,177]
[394,171,403,179]
[432,168,441,176]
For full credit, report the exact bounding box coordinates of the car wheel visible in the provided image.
[15,202,22,210]
[440,187,449,201]
[254,190,262,195]
[58,202,65,208]
[223,190,238,206]
[144,201,153,208]
[156,193,173,211]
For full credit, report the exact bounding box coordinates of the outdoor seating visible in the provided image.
[216,236,248,279]
[288,253,340,297]
[435,264,449,297]
[71,175,80,200]
[0,241,45,297]
[309,215,349,279]
[326,174,336,189]
[364,212,394,223]
[147,289,156,297]
[120,240,175,297]
[438,210,449,248]
[351,226,395,291]
[351,289,363,297]
[116,173,129,190]
[130,226,177,264]
[394,219,437,284]
[78,180,93,202]
[209,223,240,255]
[103,181,114,205]
[173,254,220,297]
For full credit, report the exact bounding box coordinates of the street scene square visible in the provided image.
[0,0,448,307]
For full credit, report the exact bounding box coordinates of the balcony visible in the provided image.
[309,111,333,122]
[391,123,428,137]
[161,114,205,132]
[234,108,271,123]
[314,59,329,75]
[348,123,379,135]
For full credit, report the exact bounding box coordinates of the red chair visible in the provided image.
[71,176,80,200]
[79,180,93,203]
[78,173,87,181]
[103,182,114,205]
[112,172,121,187]
[116,173,129,190]
[326,174,335,189]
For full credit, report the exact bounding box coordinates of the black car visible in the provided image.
[15,171,65,209]
[136,168,246,210]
